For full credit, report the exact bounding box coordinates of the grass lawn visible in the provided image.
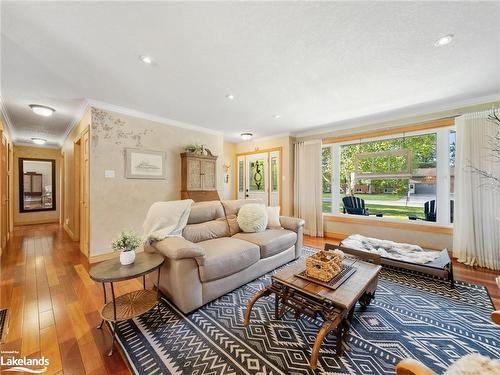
[322,201,423,219]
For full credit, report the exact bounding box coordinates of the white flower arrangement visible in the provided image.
[111,231,142,252]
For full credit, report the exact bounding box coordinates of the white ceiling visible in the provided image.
[2,1,500,145]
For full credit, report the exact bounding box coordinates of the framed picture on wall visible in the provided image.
[125,148,167,179]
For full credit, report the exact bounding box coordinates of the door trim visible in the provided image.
[234,147,283,209]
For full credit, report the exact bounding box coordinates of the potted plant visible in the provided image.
[112,230,142,265]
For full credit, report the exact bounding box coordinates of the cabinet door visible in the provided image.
[201,160,216,190]
[187,158,202,190]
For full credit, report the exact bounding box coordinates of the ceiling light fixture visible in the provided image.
[273,114,281,119]
[140,55,154,64]
[240,133,253,141]
[434,34,454,47]
[29,104,55,117]
[225,94,235,100]
[31,138,47,145]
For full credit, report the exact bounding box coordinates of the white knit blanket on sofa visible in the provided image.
[143,199,193,243]
[341,234,441,264]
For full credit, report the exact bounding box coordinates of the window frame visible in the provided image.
[322,125,455,227]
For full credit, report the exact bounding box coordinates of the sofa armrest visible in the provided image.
[150,237,205,262]
[396,359,438,375]
[279,216,305,233]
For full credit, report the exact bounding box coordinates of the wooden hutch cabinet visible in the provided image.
[181,152,220,202]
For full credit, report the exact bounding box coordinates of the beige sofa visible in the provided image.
[146,199,304,313]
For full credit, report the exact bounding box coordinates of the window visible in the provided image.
[19,158,56,212]
[271,156,279,192]
[322,127,455,225]
[249,160,265,192]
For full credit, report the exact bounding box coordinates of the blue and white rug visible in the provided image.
[113,247,499,374]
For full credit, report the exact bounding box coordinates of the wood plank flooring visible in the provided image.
[0,224,498,374]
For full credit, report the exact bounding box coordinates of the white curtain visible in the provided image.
[294,140,324,237]
[453,111,500,270]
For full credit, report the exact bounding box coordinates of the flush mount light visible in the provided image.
[240,132,253,141]
[29,104,55,117]
[31,138,47,145]
[225,94,235,100]
[140,55,154,64]
[434,34,454,47]
[273,114,281,119]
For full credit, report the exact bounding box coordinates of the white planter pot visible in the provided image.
[120,250,136,265]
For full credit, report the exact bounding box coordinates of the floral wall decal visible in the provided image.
[91,108,153,148]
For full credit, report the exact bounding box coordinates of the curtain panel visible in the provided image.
[293,140,324,237]
[453,110,500,270]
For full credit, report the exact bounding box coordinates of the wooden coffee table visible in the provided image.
[244,255,381,369]
[89,252,165,356]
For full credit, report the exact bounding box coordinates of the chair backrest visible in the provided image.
[424,200,437,222]
[424,200,455,222]
[343,196,365,209]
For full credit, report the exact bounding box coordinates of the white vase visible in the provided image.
[120,250,136,265]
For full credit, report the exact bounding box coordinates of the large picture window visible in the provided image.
[322,127,455,225]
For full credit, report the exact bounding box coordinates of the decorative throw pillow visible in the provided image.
[267,206,281,229]
[237,204,268,233]
[444,354,500,375]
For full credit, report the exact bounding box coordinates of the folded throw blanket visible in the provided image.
[143,199,193,243]
[341,234,441,264]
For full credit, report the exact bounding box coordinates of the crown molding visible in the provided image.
[86,99,223,137]
[0,95,16,140]
[293,93,500,139]
[60,99,90,146]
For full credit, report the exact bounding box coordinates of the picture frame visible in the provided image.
[125,148,167,179]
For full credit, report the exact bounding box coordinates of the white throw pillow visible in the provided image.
[267,206,281,229]
[237,204,268,233]
[444,354,500,375]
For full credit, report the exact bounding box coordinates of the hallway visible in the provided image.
[1,224,498,374]
[0,224,136,375]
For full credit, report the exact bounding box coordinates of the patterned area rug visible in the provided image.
[113,248,499,374]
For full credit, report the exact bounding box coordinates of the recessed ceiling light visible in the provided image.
[140,55,153,64]
[240,132,253,141]
[29,104,55,117]
[31,138,47,145]
[273,114,281,119]
[434,34,454,47]
[226,94,235,100]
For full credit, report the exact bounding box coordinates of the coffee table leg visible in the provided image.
[244,285,272,326]
[311,320,337,369]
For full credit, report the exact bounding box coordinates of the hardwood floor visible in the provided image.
[1,224,498,374]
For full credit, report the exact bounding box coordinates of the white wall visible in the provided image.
[89,108,224,256]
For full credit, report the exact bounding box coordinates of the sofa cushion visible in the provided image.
[183,217,229,243]
[233,229,297,259]
[197,238,260,282]
[188,201,225,224]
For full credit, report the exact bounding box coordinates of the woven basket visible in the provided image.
[305,249,344,282]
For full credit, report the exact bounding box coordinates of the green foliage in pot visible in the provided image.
[112,231,142,252]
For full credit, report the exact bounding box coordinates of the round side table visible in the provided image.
[89,252,165,356]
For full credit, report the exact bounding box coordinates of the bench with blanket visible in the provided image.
[339,234,454,287]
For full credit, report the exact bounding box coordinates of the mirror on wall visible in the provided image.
[19,158,56,212]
